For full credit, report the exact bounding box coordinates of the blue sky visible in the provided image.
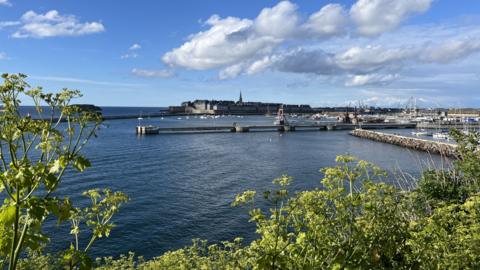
[1,0,480,107]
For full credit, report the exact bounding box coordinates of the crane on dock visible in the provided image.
[274,105,289,126]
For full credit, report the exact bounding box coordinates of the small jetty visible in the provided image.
[136,123,415,135]
[350,129,457,157]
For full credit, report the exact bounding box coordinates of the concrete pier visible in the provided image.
[136,123,416,135]
[136,125,161,135]
[277,125,295,132]
[350,129,457,157]
[235,125,250,132]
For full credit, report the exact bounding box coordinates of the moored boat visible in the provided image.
[411,130,432,137]
[433,132,451,140]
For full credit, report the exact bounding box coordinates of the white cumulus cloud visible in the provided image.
[121,44,142,59]
[273,48,338,75]
[129,43,141,50]
[0,52,7,60]
[303,4,348,38]
[420,37,480,63]
[254,1,299,39]
[162,14,276,70]
[161,0,480,86]
[219,64,245,80]
[241,33,480,86]
[12,10,104,38]
[345,73,399,86]
[246,56,277,75]
[350,0,432,36]
[334,45,417,72]
[162,1,349,71]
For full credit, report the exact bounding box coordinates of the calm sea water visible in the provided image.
[40,108,447,259]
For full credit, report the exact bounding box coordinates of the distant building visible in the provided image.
[238,91,243,104]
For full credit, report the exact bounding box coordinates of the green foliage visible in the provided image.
[138,238,250,270]
[238,156,407,269]
[0,74,128,269]
[97,140,480,270]
[450,129,480,190]
[416,130,480,206]
[416,169,467,204]
[406,194,480,269]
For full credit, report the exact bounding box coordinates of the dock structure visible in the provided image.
[416,122,480,129]
[135,123,416,135]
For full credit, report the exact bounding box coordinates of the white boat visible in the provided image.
[411,130,432,136]
[310,113,337,122]
[433,132,451,140]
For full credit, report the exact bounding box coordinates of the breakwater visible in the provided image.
[350,129,457,157]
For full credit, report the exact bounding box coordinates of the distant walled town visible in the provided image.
[168,92,313,115]
[166,92,480,126]
[167,91,406,115]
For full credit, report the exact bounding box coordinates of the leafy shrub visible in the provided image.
[0,74,128,269]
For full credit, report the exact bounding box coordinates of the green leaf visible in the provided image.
[44,173,57,190]
[49,159,61,174]
[0,205,16,226]
[73,156,91,172]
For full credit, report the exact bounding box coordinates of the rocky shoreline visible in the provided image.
[350,129,457,157]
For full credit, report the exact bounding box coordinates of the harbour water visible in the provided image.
[44,108,448,259]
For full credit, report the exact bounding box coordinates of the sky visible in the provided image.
[0,0,480,107]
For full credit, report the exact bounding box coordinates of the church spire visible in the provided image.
[238,91,243,104]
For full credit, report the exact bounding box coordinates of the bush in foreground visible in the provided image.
[0,74,128,270]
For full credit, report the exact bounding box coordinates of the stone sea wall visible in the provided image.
[350,129,457,157]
